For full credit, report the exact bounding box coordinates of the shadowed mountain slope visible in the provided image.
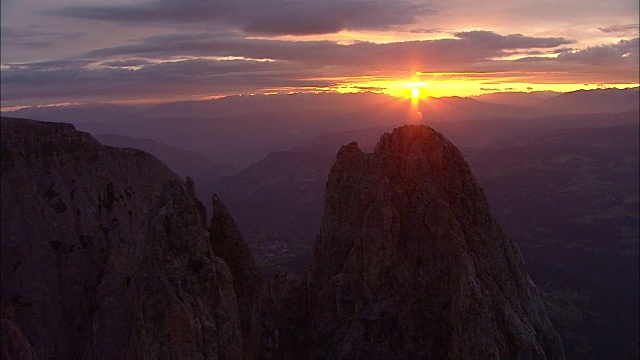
[0,117,262,359]
[299,125,565,358]
[1,117,568,359]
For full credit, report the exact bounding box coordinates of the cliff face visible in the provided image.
[1,118,565,359]
[306,125,565,359]
[209,194,264,359]
[1,319,38,360]
[0,117,261,359]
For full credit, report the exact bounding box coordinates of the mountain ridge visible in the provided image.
[0,116,263,359]
[300,125,565,358]
[1,117,570,359]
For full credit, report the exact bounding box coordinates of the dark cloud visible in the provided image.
[472,38,640,83]
[453,31,573,49]
[3,57,296,86]
[3,58,94,71]
[0,56,332,105]
[351,86,387,91]
[2,29,635,107]
[551,47,574,54]
[1,27,57,49]
[409,27,446,34]
[82,30,573,72]
[103,59,153,67]
[598,24,639,34]
[50,0,433,35]
[556,38,638,64]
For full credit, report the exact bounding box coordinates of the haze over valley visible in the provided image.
[1,0,638,358]
[3,87,638,358]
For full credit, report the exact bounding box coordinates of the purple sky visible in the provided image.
[1,0,638,108]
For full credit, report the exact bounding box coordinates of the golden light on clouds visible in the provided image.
[311,73,639,99]
[1,0,638,108]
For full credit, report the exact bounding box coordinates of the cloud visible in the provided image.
[408,27,446,34]
[2,30,635,107]
[103,59,153,68]
[0,56,332,105]
[598,24,639,35]
[556,38,639,65]
[81,30,573,72]
[50,0,434,35]
[469,38,640,83]
[551,47,575,54]
[0,27,61,49]
[453,31,572,49]
[3,58,94,71]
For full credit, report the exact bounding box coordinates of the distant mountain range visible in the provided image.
[4,88,638,168]
[95,134,231,203]
[539,87,640,114]
[95,134,230,177]
[2,86,638,358]
[469,87,640,113]
[470,91,559,106]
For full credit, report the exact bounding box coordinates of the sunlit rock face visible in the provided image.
[307,125,565,359]
[0,117,261,360]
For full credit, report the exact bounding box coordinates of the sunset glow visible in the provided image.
[0,0,638,108]
[312,77,639,100]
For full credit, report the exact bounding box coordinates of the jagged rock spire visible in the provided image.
[306,125,564,359]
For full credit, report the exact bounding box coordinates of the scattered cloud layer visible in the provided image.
[598,24,639,35]
[2,28,636,106]
[0,26,81,50]
[1,0,638,106]
[50,0,433,35]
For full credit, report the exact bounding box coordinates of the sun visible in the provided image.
[411,87,421,99]
[407,82,426,99]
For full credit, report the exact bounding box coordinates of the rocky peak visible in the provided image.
[1,117,97,144]
[209,194,264,359]
[0,117,263,359]
[1,319,38,360]
[306,124,565,359]
[1,117,565,359]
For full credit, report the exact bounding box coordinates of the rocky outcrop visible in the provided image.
[1,319,38,360]
[262,270,310,360]
[209,194,264,359]
[305,125,565,359]
[0,117,261,359]
[1,117,565,359]
[124,181,245,359]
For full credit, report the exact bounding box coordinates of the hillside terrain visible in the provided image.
[212,111,639,358]
[302,125,564,358]
[0,117,262,359]
[4,88,636,169]
[1,117,566,358]
[2,88,637,358]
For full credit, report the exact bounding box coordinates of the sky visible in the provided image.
[1,0,638,109]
